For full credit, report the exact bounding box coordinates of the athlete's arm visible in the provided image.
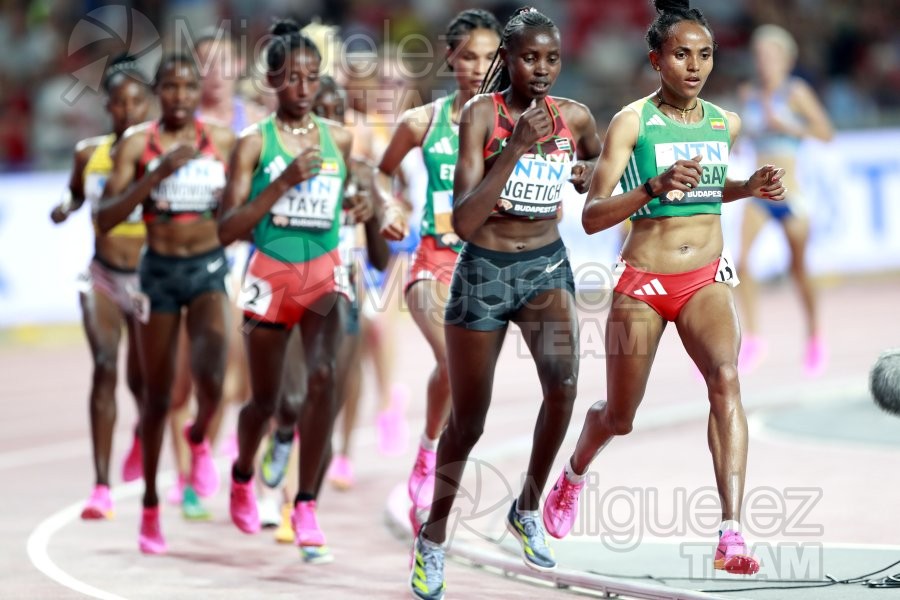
[789,79,834,142]
[218,129,264,245]
[722,110,786,202]
[51,141,93,224]
[452,96,551,241]
[565,100,603,194]
[333,123,372,223]
[376,105,429,241]
[97,128,152,233]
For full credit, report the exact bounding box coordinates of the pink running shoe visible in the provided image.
[714,529,760,575]
[138,506,167,555]
[166,474,186,506]
[81,484,114,520]
[121,433,142,482]
[184,424,219,498]
[738,335,767,374]
[543,468,586,539]
[327,455,355,491]
[229,473,260,534]
[407,445,436,509]
[377,384,409,456]
[292,500,326,547]
[803,335,827,378]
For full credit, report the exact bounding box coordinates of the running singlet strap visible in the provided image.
[421,93,462,251]
[138,120,227,224]
[483,93,576,220]
[623,95,731,220]
[84,134,145,238]
[249,114,347,263]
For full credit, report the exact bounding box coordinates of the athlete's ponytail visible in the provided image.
[646,0,715,52]
[479,6,557,95]
[266,18,322,72]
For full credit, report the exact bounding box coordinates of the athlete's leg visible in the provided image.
[138,311,182,508]
[676,284,745,522]
[511,288,578,511]
[235,322,290,476]
[406,280,452,440]
[168,325,192,492]
[782,215,819,338]
[296,294,346,497]
[79,288,125,488]
[420,325,507,545]
[123,315,143,411]
[334,322,362,459]
[185,291,229,445]
[570,295,666,474]
[736,202,768,337]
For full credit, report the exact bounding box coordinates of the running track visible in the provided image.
[3,276,899,599]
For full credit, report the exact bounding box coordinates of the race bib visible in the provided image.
[714,251,740,287]
[150,157,226,214]
[269,165,343,232]
[497,154,573,218]
[237,269,274,315]
[130,290,151,324]
[654,141,728,205]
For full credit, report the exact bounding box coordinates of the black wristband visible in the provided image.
[643,179,655,198]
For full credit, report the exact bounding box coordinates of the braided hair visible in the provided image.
[445,9,502,53]
[266,19,322,72]
[646,0,715,52]
[479,6,557,95]
[102,53,148,94]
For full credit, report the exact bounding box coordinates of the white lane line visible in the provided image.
[25,479,146,600]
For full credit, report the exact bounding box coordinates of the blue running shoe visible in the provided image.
[505,500,556,571]
[260,430,293,488]
[409,534,445,600]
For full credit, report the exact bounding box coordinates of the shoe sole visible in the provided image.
[81,508,113,520]
[715,555,760,575]
[300,545,334,564]
[504,517,557,573]
[408,566,444,600]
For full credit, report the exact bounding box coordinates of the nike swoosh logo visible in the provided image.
[545,259,565,274]
[206,257,225,273]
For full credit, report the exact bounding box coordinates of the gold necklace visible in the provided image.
[655,93,698,123]
[277,116,315,136]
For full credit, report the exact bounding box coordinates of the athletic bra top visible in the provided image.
[137,120,226,224]
[482,93,576,221]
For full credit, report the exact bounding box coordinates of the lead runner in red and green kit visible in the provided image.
[218,20,363,564]
[543,0,786,577]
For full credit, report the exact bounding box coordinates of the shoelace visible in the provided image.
[518,514,549,552]
[414,452,432,476]
[420,545,445,586]
[556,481,580,511]
[270,439,291,463]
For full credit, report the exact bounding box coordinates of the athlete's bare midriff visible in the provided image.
[623,213,724,273]
[146,220,221,257]
[469,215,560,252]
[94,235,145,270]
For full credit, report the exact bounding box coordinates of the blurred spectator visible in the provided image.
[3,0,900,171]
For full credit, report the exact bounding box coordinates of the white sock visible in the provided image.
[564,459,586,484]
[420,434,439,452]
[419,535,444,550]
[720,519,741,535]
